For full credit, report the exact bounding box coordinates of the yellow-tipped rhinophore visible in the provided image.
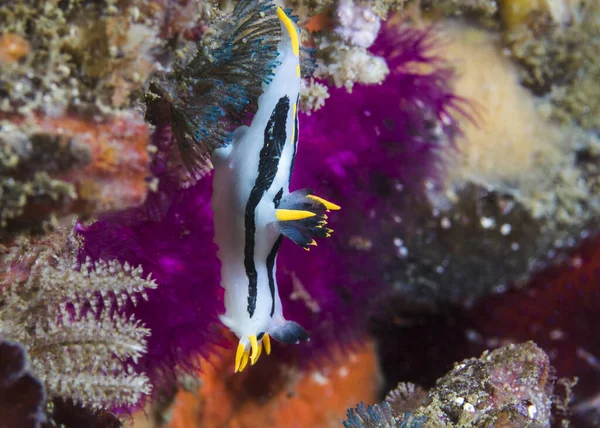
[276,6,300,57]
[263,333,271,355]
[307,195,341,211]
[276,209,317,221]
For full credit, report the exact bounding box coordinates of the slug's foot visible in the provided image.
[274,189,340,250]
[234,333,271,373]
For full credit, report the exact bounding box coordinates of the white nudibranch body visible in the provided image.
[211,7,340,373]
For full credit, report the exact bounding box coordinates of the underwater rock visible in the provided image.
[0,113,150,240]
[344,342,554,427]
[43,398,121,428]
[504,0,599,129]
[371,232,600,426]
[467,233,600,427]
[411,342,554,426]
[0,340,46,428]
[379,182,548,304]
[419,0,498,27]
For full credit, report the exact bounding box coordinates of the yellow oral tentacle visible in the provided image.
[249,334,259,365]
[239,348,250,372]
[235,342,245,373]
[263,333,271,355]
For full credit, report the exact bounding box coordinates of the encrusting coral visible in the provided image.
[0,227,156,410]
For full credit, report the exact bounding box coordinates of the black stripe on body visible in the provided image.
[267,235,284,316]
[273,188,284,208]
[288,95,300,185]
[244,96,290,317]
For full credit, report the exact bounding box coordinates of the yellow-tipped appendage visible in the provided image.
[234,333,272,373]
[307,195,341,211]
[250,335,259,365]
[235,342,245,373]
[276,7,300,57]
[276,209,316,221]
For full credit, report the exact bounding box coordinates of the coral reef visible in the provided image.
[0,0,596,425]
[505,0,599,129]
[0,0,163,115]
[0,340,46,428]
[0,228,156,410]
[0,0,196,239]
[0,113,150,240]
[345,342,555,427]
[412,342,553,426]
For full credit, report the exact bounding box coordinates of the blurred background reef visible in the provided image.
[0,0,599,427]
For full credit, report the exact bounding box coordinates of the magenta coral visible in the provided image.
[78,20,465,397]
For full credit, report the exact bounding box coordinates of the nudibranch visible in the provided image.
[211,5,340,373]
